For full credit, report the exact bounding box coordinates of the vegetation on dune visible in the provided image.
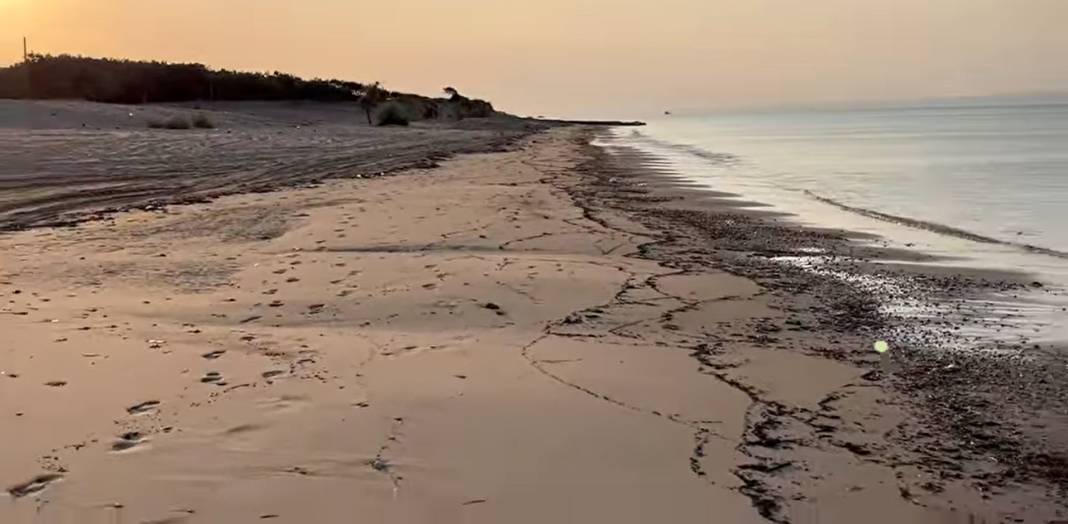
[442,86,495,118]
[0,54,366,104]
[0,54,500,124]
[147,116,192,130]
[191,113,215,129]
[358,82,386,125]
[144,113,214,130]
[372,102,410,127]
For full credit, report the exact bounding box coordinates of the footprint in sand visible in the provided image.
[482,302,506,316]
[7,474,63,498]
[111,431,147,452]
[201,371,223,384]
[126,400,160,415]
[202,350,226,359]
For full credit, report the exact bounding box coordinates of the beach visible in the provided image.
[0,100,544,231]
[2,106,1067,523]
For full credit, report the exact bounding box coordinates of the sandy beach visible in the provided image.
[2,109,1067,523]
[0,100,543,231]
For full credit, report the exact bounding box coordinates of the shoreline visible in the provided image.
[0,124,1065,522]
[581,128,1068,520]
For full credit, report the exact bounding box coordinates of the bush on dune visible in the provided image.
[438,86,496,120]
[147,116,192,130]
[359,88,495,127]
[358,82,387,125]
[372,102,410,127]
[146,113,215,130]
[191,113,215,128]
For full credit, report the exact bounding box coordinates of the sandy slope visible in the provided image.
[1,126,1064,523]
[0,100,540,231]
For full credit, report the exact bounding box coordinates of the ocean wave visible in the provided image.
[617,128,1068,260]
[626,131,740,165]
[804,190,1068,259]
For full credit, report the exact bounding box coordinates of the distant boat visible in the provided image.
[664,110,672,115]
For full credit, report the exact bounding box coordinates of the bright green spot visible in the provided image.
[874,340,890,354]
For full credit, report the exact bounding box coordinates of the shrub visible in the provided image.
[372,102,409,127]
[191,113,215,129]
[147,116,192,129]
[359,82,385,125]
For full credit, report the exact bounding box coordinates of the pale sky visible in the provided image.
[1,0,1066,118]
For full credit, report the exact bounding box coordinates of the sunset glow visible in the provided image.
[2,0,1066,117]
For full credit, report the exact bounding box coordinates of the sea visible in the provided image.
[599,98,1068,349]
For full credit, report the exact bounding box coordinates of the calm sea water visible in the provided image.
[602,100,1068,345]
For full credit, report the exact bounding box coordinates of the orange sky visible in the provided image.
[1,0,1066,118]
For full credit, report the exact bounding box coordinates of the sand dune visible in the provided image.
[0,100,541,230]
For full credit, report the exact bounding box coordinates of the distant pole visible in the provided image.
[22,37,30,94]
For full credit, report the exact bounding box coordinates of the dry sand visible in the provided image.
[0,99,542,230]
[1,118,1065,523]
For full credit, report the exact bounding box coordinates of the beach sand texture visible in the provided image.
[0,100,538,231]
[1,111,1064,523]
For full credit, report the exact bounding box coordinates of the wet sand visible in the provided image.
[1,124,1066,523]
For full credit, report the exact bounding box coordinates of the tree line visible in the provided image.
[0,54,376,104]
[0,54,498,124]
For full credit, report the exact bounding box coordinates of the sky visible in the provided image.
[1,0,1066,118]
